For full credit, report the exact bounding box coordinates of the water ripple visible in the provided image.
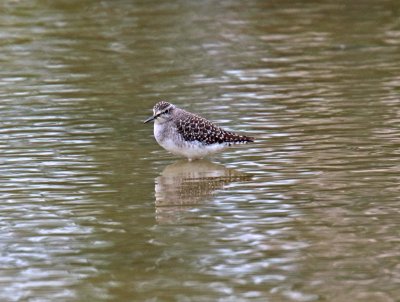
[1,0,400,301]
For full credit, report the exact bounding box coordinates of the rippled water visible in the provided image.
[1,0,400,301]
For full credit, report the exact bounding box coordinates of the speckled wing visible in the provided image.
[175,112,254,145]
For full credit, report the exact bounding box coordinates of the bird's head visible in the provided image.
[143,101,176,124]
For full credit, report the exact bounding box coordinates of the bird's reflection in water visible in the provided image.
[155,159,252,223]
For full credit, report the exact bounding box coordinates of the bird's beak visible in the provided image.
[143,115,156,124]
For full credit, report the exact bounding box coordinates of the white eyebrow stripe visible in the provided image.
[163,104,174,112]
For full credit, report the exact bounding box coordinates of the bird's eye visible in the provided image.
[164,109,169,114]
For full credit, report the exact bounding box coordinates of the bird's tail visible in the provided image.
[225,132,254,144]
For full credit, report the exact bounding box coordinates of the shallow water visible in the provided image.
[1,0,400,301]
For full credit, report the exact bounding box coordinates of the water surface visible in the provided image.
[1,0,400,301]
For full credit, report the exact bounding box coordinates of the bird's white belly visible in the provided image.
[165,140,226,160]
[154,123,226,160]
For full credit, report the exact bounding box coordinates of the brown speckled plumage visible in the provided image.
[175,110,254,145]
[154,101,171,113]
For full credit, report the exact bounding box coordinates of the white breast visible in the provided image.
[153,122,164,144]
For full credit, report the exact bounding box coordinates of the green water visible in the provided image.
[1,0,400,301]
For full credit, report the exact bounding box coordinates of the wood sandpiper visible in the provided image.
[144,101,254,161]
